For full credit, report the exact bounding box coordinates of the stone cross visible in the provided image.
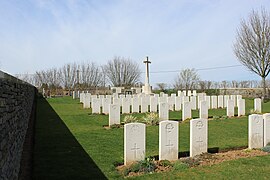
[142,56,152,94]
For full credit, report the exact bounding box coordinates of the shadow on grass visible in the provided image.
[34,97,107,179]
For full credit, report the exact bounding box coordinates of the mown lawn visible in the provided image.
[34,97,270,179]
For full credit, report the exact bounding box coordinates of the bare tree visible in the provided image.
[156,83,167,91]
[103,57,141,87]
[233,8,270,98]
[62,63,77,90]
[174,68,200,91]
[80,62,103,88]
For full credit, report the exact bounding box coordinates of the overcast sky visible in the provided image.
[1,0,270,86]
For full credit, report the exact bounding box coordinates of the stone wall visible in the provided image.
[0,70,36,180]
[219,88,269,98]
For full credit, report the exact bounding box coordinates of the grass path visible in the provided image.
[34,97,270,179]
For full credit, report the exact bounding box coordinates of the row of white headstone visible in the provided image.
[124,113,270,165]
[108,98,263,126]
[107,97,261,126]
[80,93,249,113]
[124,119,208,165]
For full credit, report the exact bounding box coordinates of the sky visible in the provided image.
[0,0,270,86]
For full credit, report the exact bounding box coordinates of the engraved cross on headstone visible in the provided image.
[196,137,204,152]
[131,143,140,159]
[165,140,174,154]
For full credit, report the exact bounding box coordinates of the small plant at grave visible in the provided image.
[261,146,270,153]
[221,115,228,119]
[180,156,200,167]
[249,109,256,115]
[173,160,189,171]
[213,116,220,120]
[137,157,157,173]
[243,148,252,153]
[123,115,138,124]
[158,160,172,167]
[143,112,159,125]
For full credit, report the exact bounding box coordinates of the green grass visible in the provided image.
[34,97,270,179]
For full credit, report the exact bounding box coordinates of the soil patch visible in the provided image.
[117,149,269,178]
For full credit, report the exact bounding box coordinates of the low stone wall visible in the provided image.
[0,70,37,180]
[219,88,269,98]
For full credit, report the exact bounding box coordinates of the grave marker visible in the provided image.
[124,123,145,165]
[159,120,178,161]
[248,114,263,149]
[190,118,208,157]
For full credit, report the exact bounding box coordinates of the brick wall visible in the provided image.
[0,71,36,180]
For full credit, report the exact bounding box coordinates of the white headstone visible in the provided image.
[132,97,139,113]
[122,98,131,114]
[248,114,263,149]
[141,97,149,113]
[80,92,85,103]
[109,104,120,126]
[159,120,179,161]
[226,99,234,117]
[150,96,158,112]
[124,123,145,165]
[200,101,208,119]
[263,113,270,146]
[113,98,121,107]
[197,95,204,109]
[187,90,192,96]
[72,91,76,99]
[154,94,159,98]
[182,101,192,121]
[192,90,197,96]
[230,95,236,107]
[177,90,182,96]
[167,97,175,111]
[190,96,197,110]
[83,93,91,109]
[160,92,165,97]
[236,95,242,107]
[92,98,101,114]
[183,90,187,96]
[211,96,217,109]
[175,96,182,111]
[182,96,189,104]
[218,95,224,108]
[102,98,110,114]
[205,96,211,109]
[238,99,245,117]
[159,102,169,121]
[190,118,208,157]
[171,93,177,98]
[254,98,262,113]
[224,95,230,108]
[99,95,104,99]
